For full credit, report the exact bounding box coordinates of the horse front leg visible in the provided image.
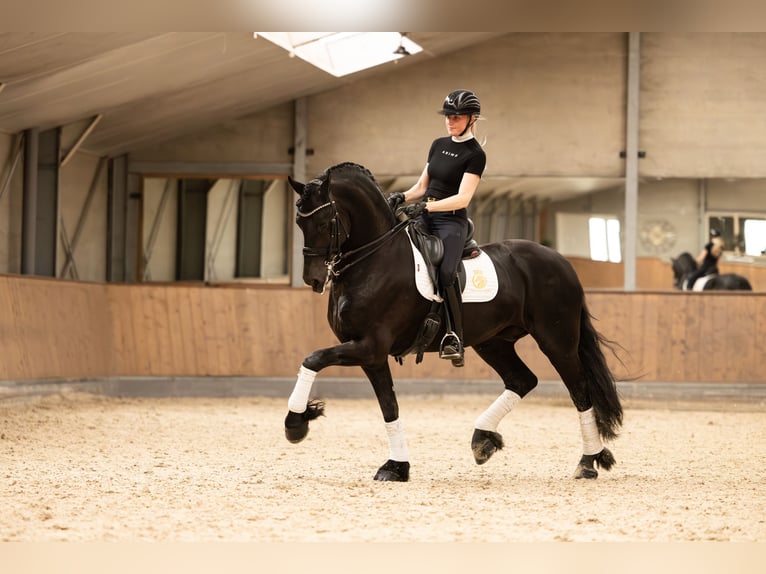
[284,364,325,443]
[363,363,410,482]
[283,339,378,444]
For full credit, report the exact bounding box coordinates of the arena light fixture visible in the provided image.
[254,32,422,77]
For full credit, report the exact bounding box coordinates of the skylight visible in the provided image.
[254,32,422,77]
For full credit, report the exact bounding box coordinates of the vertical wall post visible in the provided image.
[623,32,641,291]
[107,155,128,282]
[291,97,307,288]
[21,128,39,275]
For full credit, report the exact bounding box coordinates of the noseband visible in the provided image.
[297,199,348,260]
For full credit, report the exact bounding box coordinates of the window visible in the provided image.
[555,213,622,262]
[254,32,423,77]
[708,213,766,256]
[141,177,290,283]
[743,219,766,256]
[589,217,622,263]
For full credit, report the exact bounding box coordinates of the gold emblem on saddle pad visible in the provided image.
[471,269,488,289]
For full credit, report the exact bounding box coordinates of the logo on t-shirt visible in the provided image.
[441,150,459,158]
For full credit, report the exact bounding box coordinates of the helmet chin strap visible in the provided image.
[453,117,477,141]
[457,116,476,138]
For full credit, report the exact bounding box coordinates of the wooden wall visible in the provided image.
[0,273,764,385]
[568,256,766,292]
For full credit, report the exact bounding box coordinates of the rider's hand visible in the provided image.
[387,192,405,212]
[402,202,427,219]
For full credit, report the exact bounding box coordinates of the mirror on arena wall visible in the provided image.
[140,177,290,284]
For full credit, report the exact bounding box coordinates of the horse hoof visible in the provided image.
[284,412,309,443]
[573,449,616,479]
[284,401,326,444]
[374,459,410,482]
[471,428,504,465]
[574,464,599,479]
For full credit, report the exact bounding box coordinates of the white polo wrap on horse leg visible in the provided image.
[384,418,409,462]
[287,365,317,413]
[578,407,603,455]
[474,390,521,432]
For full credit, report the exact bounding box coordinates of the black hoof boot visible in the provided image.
[471,428,504,465]
[284,400,325,444]
[573,448,616,479]
[374,459,410,482]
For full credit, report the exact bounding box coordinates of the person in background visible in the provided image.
[387,89,486,367]
[686,229,725,289]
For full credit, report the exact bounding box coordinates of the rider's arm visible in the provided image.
[402,164,429,202]
[424,172,481,213]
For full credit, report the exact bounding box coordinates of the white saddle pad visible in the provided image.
[409,237,499,303]
[689,275,713,291]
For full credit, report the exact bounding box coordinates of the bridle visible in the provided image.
[297,194,412,290]
[297,199,348,265]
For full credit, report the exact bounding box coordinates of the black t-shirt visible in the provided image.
[425,136,486,217]
[700,241,719,271]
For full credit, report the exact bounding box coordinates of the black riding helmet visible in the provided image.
[438,89,481,137]
[438,89,481,116]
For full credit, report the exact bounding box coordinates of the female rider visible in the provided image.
[388,89,486,367]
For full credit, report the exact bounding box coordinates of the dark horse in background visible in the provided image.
[284,162,624,482]
[671,252,753,291]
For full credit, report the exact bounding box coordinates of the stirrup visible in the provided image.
[439,331,463,361]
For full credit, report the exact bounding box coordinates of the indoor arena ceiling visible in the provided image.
[0,32,623,202]
[0,32,505,156]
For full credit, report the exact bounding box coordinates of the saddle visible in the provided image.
[406,219,480,290]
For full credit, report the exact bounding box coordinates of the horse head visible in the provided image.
[671,252,697,290]
[290,162,395,293]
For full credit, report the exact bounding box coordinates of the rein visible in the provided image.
[331,218,412,277]
[298,196,411,286]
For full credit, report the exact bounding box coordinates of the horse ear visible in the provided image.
[287,176,304,195]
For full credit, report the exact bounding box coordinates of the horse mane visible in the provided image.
[324,161,377,182]
[320,162,390,213]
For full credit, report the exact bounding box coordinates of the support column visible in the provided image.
[107,155,128,282]
[36,128,60,276]
[623,32,641,291]
[21,128,38,275]
[291,97,308,288]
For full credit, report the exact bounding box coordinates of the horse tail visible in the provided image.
[578,304,624,442]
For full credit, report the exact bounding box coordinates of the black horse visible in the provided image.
[671,252,753,291]
[285,162,624,481]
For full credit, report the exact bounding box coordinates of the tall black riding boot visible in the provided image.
[440,283,465,367]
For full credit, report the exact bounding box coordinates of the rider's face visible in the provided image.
[445,114,470,136]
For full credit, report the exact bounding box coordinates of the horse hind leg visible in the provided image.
[471,337,538,465]
[536,314,622,479]
[572,408,616,478]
